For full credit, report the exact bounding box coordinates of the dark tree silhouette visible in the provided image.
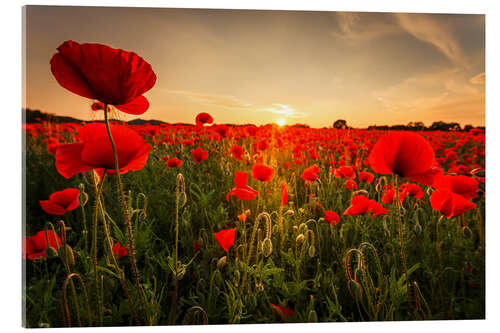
[333,119,348,129]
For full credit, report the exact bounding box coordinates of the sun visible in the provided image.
[277,118,286,127]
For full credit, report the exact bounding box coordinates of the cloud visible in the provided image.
[256,103,309,119]
[330,12,400,42]
[331,12,470,68]
[371,68,484,124]
[166,89,251,109]
[394,13,469,67]
[470,72,485,85]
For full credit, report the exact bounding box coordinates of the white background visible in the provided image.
[1,0,498,332]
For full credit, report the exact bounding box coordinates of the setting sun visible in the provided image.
[277,118,286,127]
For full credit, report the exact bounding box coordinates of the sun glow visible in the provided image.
[277,118,286,127]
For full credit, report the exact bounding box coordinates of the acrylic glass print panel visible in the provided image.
[22,5,485,327]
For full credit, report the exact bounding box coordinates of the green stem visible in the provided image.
[103,104,148,323]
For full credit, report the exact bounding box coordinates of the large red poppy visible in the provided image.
[230,145,245,161]
[39,188,80,215]
[23,230,61,260]
[50,40,156,115]
[55,122,152,179]
[430,188,476,219]
[214,228,236,252]
[226,171,259,201]
[251,163,274,182]
[368,132,439,185]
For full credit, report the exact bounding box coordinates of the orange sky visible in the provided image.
[23,6,485,128]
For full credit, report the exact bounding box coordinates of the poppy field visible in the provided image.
[22,41,485,327]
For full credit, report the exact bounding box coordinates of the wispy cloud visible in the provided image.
[165,89,251,109]
[394,13,469,68]
[469,72,485,85]
[331,13,470,68]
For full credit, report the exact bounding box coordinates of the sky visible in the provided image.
[23,6,485,128]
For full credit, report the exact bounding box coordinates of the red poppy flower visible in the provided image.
[251,163,274,182]
[433,174,478,200]
[226,171,259,201]
[430,188,476,219]
[334,166,356,179]
[270,303,294,321]
[281,182,288,208]
[50,40,156,115]
[39,188,80,215]
[381,186,407,204]
[195,112,214,126]
[190,147,209,164]
[301,164,320,182]
[238,213,247,222]
[400,183,424,199]
[112,242,128,259]
[344,179,358,190]
[91,101,105,111]
[55,123,152,179]
[165,157,182,168]
[359,171,374,183]
[214,228,236,252]
[368,132,439,185]
[343,195,389,217]
[230,145,245,161]
[324,210,340,226]
[23,230,61,260]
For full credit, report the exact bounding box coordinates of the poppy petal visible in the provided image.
[50,53,96,100]
[55,142,93,179]
[114,95,150,115]
[39,200,66,215]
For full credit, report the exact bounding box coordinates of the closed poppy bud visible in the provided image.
[45,246,59,258]
[308,245,316,258]
[285,210,295,216]
[79,191,89,207]
[58,244,75,267]
[262,238,273,257]
[292,226,298,233]
[217,256,227,270]
[296,234,305,247]
[414,221,422,235]
[348,279,363,300]
[308,310,318,323]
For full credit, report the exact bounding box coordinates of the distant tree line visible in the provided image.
[332,119,484,132]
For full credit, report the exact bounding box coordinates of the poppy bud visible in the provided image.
[79,191,89,207]
[292,226,298,233]
[296,234,305,247]
[308,245,316,258]
[45,246,58,258]
[217,256,227,270]
[462,226,473,239]
[354,267,365,282]
[348,279,363,300]
[233,269,240,286]
[308,310,318,322]
[414,221,422,235]
[298,223,308,234]
[285,209,295,216]
[58,244,75,267]
[262,238,273,257]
